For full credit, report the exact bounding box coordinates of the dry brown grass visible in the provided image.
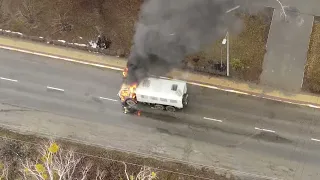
[303,17,320,93]
[0,0,141,54]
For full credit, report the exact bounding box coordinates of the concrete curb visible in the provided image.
[0,32,319,109]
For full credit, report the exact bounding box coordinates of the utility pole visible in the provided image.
[226,31,229,77]
[222,31,230,76]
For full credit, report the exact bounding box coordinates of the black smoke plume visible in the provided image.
[125,0,264,84]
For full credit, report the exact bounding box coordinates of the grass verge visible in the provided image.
[303,17,320,93]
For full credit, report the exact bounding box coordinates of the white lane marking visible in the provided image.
[226,5,240,13]
[2,44,320,111]
[46,86,65,92]
[203,117,223,122]
[250,94,320,109]
[0,45,122,71]
[255,127,276,133]
[187,81,250,95]
[99,96,118,102]
[0,77,18,82]
[311,138,320,142]
[159,76,171,80]
[307,104,320,109]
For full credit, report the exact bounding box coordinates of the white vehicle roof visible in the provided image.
[135,77,187,101]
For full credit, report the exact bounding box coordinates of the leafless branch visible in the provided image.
[79,162,92,180]
[21,160,44,180]
[95,167,106,180]
[50,11,73,35]
[123,161,130,180]
[54,150,82,179]
[135,166,157,180]
[0,161,9,180]
[13,0,42,28]
[123,162,157,180]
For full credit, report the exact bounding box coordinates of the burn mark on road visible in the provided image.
[0,109,29,112]
[253,132,292,144]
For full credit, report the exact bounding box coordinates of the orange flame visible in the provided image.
[137,110,141,116]
[119,83,138,102]
[129,83,137,93]
[123,67,128,77]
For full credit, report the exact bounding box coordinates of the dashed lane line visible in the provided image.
[255,127,276,133]
[0,77,18,82]
[226,5,240,13]
[99,96,118,102]
[46,86,65,92]
[203,117,223,122]
[311,138,320,142]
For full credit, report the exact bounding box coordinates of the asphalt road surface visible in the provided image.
[1,49,320,180]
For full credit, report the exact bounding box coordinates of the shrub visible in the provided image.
[231,58,245,71]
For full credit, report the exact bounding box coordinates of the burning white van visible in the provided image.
[118,77,189,112]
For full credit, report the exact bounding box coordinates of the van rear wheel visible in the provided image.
[166,106,176,112]
[155,104,164,110]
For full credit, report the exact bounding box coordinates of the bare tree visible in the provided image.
[19,140,160,180]
[21,140,91,180]
[123,162,158,180]
[95,167,106,180]
[13,0,43,29]
[136,166,158,180]
[0,161,9,180]
[50,0,74,35]
[50,12,73,35]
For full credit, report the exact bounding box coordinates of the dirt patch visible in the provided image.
[0,0,271,83]
[303,17,320,93]
[0,127,237,180]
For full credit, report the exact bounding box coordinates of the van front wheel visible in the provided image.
[125,99,137,107]
[155,104,165,110]
[183,94,189,107]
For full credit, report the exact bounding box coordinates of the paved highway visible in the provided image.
[0,48,320,179]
